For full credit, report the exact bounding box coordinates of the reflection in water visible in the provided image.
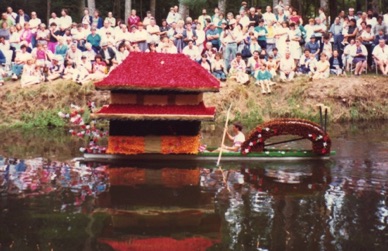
[0,152,387,250]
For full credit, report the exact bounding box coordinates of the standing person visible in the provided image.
[6,7,17,24]
[29,12,42,48]
[263,6,276,26]
[92,10,103,29]
[343,19,358,44]
[82,9,93,29]
[248,7,259,28]
[198,9,211,30]
[206,23,220,50]
[254,19,267,50]
[59,9,72,35]
[15,9,30,26]
[127,9,140,28]
[329,50,344,75]
[105,12,116,27]
[221,19,238,71]
[173,20,185,53]
[142,11,153,27]
[48,12,59,26]
[329,17,344,51]
[313,17,326,44]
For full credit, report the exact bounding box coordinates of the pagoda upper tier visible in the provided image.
[94,52,220,92]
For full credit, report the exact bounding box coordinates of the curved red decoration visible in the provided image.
[240,119,332,155]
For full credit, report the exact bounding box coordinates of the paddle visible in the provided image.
[217,104,232,167]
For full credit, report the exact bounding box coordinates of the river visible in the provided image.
[0,122,387,251]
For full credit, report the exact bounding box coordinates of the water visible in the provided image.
[0,123,387,251]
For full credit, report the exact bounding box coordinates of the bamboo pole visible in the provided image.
[217,104,232,166]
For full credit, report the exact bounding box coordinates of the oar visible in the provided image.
[217,104,232,167]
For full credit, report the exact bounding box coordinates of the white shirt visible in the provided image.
[263,12,277,25]
[59,15,72,30]
[233,131,246,148]
[372,45,388,61]
[280,57,296,72]
[239,15,250,27]
[182,45,200,61]
[48,17,60,26]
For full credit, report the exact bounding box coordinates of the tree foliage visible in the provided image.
[2,0,388,25]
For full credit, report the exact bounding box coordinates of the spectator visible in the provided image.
[343,39,356,71]
[255,19,267,50]
[86,27,101,52]
[74,55,92,83]
[20,23,33,47]
[62,61,76,80]
[230,52,249,84]
[0,22,10,41]
[373,16,386,35]
[128,9,140,28]
[247,50,261,76]
[199,54,211,72]
[289,9,302,24]
[29,11,42,47]
[263,6,276,25]
[66,43,82,66]
[276,8,287,23]
[81,55,107,84]
[0,13,13,28]
[147,18,161,44]
[114,43,129,64]
[0,64,8,86]
[15,9,30,26]
[59,9,72,35]
[329,17,343,51]
[55,37,68,60]
[105,12,116,27]
[279,51,296,82]
[298,49,312,74]
[320,34,333,59]
[47,55,64,81]
[83,42,96,62]
[6,7,17,23]
[48,12,59,26]
[98,42,116,66]
[310,52,330,80]
[344,19,358,44]
[183,39,200,60]
[329,50,344,75]
[313,17,326,44]
[133,22,148,52]
[82,9,93,29]
[351,38,368,76]
[374,29,388,45]
[360,24,374,67]
[256,64,272,94]
[36,24,49,45]
[20,56,40,86]
[206,23,220,50]
[198,9,211,30]
[305,35,320,59]
[212,53,227,81]
[11,44,30,79]
[9,25,21,50]
[372,39,388,75]
[142,11,153,27]
[92,10,103,29]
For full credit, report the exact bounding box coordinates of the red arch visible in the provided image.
[240,119,332,155]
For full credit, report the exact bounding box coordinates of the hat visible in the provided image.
[310,35,316,39]
[81,55,87,59]
[221,20,228,24]
[209,22,215,26]
[357,11,362,15]
[101,41,108,47]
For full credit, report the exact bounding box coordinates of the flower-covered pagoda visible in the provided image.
[92,52,219,155]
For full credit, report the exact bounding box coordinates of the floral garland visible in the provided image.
[161,135,200,155]
[107,136,145,155]
[95,52,220,91]
[240,118,332,155]
[58,102,108,154]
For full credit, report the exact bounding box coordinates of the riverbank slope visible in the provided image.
[0,76,386,127]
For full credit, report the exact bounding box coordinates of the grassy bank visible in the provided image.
[0,75,387,128]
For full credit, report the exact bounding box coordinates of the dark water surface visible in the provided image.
[0,123,387,251]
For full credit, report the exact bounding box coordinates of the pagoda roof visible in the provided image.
[91,103,215,121]
[94,52,220,92]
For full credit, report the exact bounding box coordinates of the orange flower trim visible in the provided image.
[107,136,145,155]
[161,135,200,154]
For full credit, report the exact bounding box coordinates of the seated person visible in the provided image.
[11,44,31,79]
[343,39,355,71]
[47,55,64,81]
[372,38,388,75]
[298,49,312,74]
[279,51,296,82]
[329,50,344,75]
[213,122,246,153]
[21,57,41,87]
[211,53,227,81]
[229,52,249,84]
[310,52,330,80]
[256,64,272,94]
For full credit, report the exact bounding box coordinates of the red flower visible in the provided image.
[256,127,262,133]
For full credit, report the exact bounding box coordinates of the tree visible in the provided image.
[79,0,86,21]
[87,0,96,14]
[125,0,132,24]
[179,1,189,21]
[150,0,156,17]
[218,0,227,14]
[113,0,121,18]
[47,0,51,23]
[320,0,328,11]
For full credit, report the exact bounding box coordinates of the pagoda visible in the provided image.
[92,52,220,155]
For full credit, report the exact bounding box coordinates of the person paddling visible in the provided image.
[213,122,246,152]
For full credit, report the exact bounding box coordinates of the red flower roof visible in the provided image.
[94,52,220,92]
[92,103,215,121]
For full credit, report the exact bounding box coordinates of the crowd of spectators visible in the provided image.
[0,2,388,92]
